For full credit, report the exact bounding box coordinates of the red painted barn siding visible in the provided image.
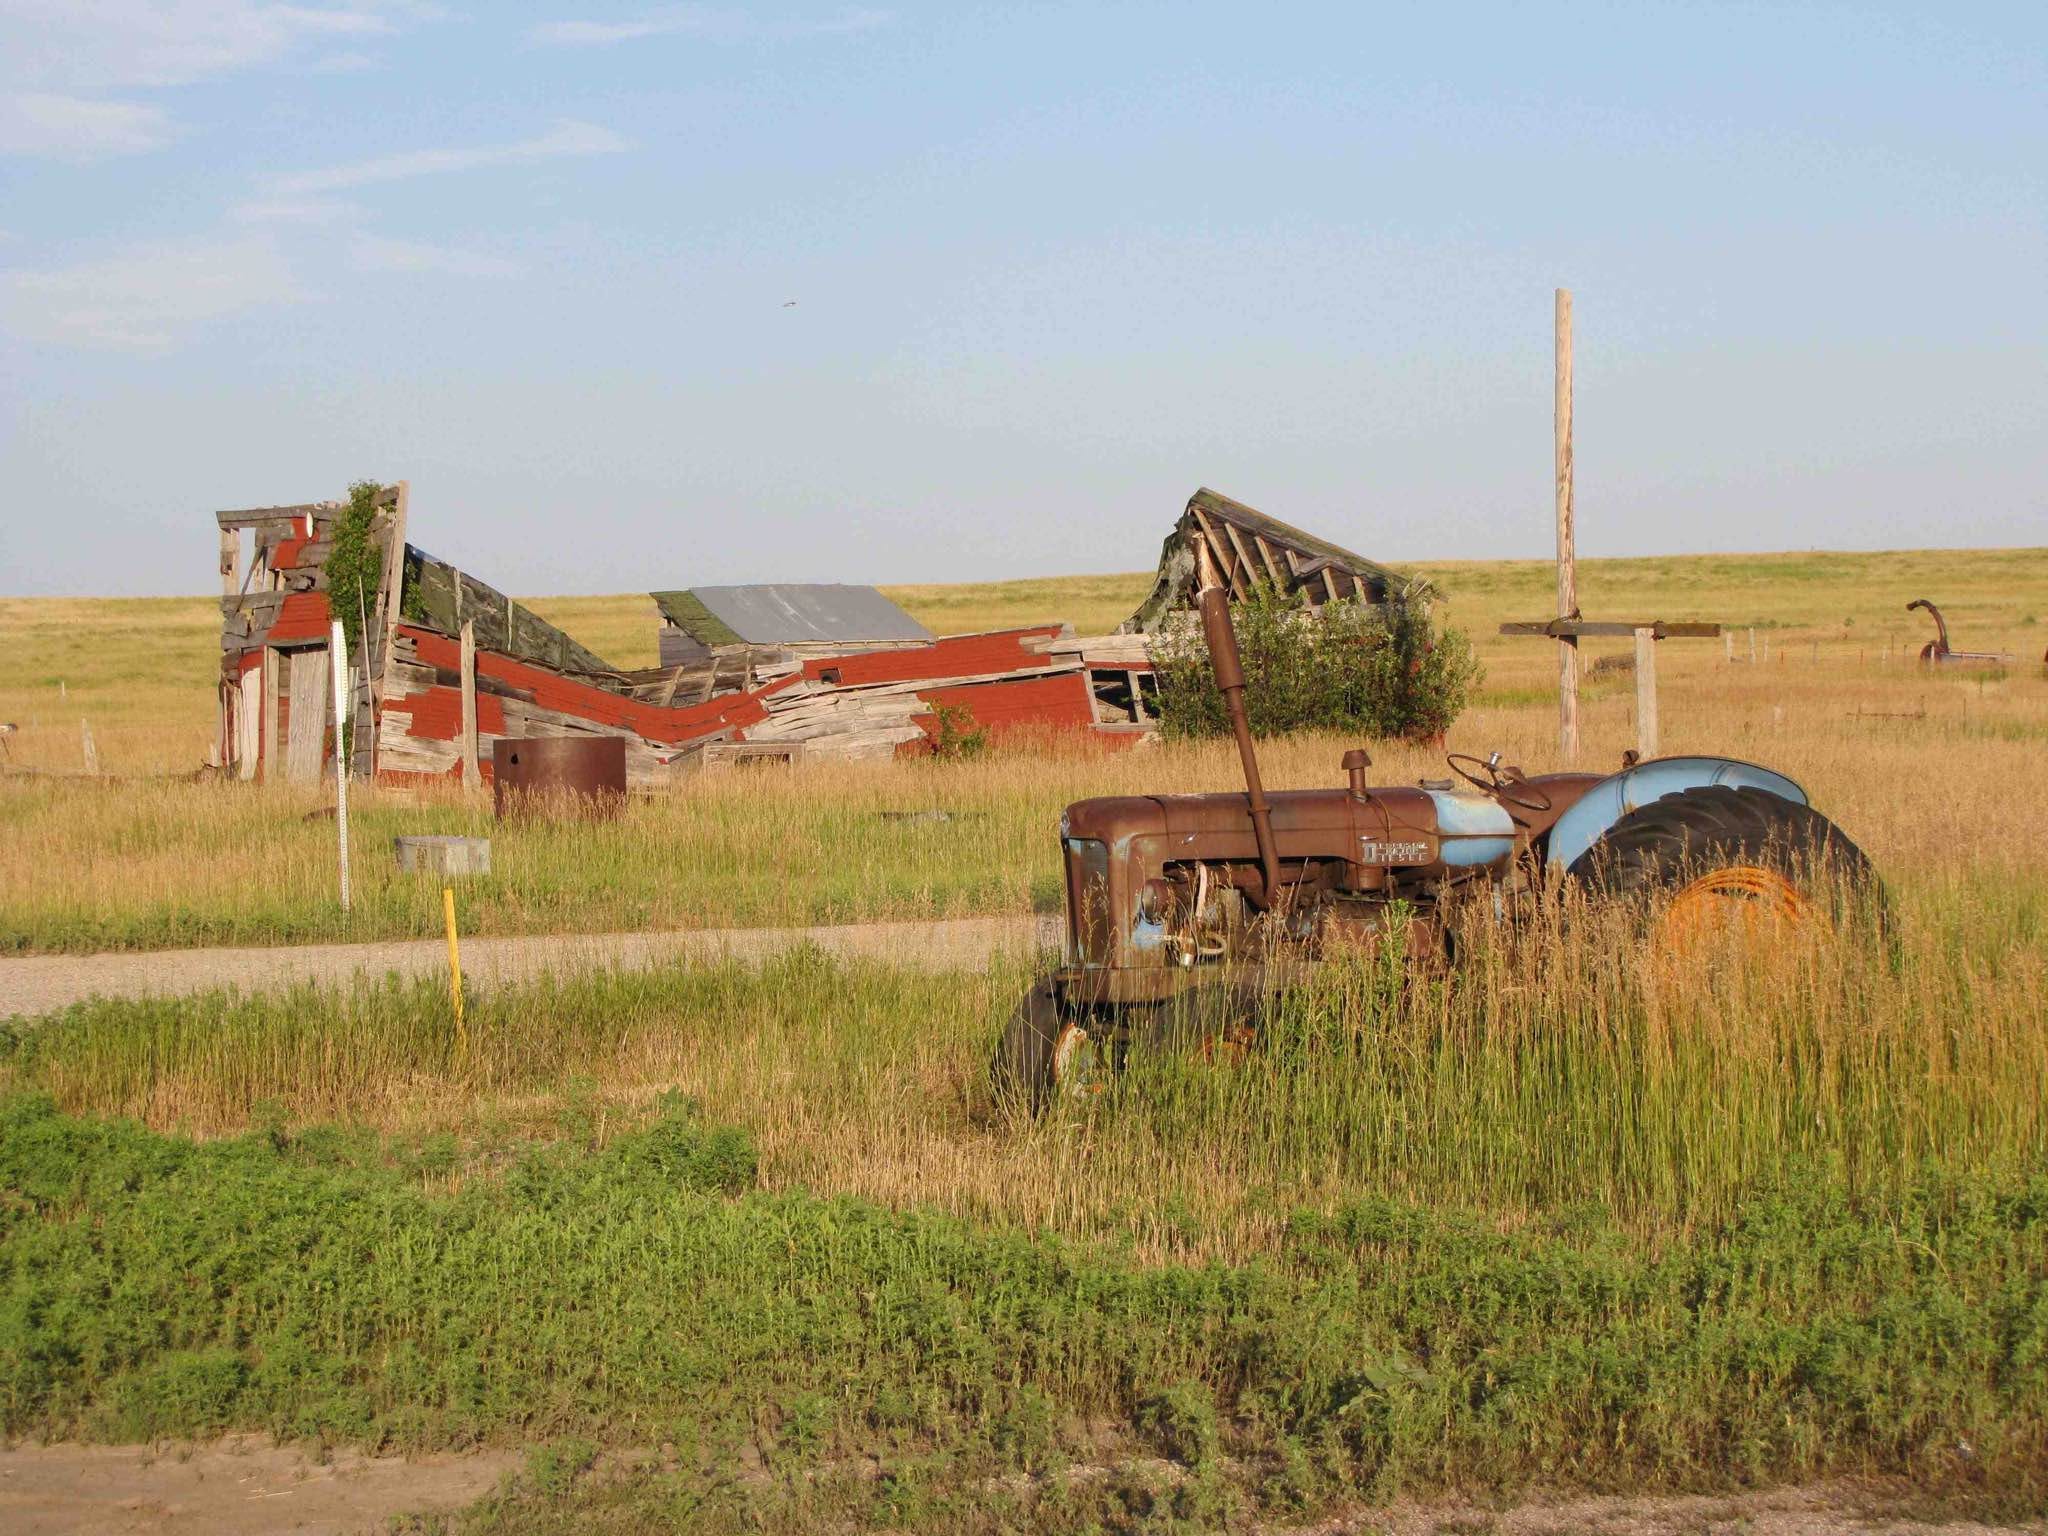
[395,625,788,744]
[800,627,1063,687]
[268,591,332,645]
[914,672,1096,730]
[375,624,1133,784]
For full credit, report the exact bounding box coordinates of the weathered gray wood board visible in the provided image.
[236,668,261,781]
[286,647,330,783]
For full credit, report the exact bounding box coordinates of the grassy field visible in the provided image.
[2,546,2044,955]
[1,545,2039,777]
[2,547,2045,1528]
[2,908,2043,1526]
[5,894,2046,1517]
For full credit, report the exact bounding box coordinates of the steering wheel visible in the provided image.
[1445,751,1553,814]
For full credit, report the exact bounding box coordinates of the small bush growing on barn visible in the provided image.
[929,704,991,761]
[323,480,385,661]
[1151,582,1480,741]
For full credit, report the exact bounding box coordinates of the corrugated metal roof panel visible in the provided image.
[652,584,933,646]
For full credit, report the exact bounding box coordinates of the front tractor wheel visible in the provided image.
[991,980,1112,1115]
[1566,785,1882,943]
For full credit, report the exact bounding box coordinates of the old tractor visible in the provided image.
[993,547,1879,1110]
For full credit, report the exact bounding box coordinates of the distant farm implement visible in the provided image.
[994,543,1883,1111]
[1907,598,2015,669]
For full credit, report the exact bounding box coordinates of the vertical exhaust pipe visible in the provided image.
[1195,541,1283,908]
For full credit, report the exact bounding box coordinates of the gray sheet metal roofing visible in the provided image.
[651,584,934,647]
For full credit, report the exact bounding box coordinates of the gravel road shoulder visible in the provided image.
[1,913,1062,1019]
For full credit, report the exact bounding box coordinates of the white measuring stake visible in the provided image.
[331,619,353,913]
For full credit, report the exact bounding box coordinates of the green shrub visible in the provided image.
[324,480,385,663]
[1151,582,1480,742]
[3,1091,2044,1510]
[928,704,990,761]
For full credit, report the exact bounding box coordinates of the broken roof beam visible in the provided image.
[216,502,339,530]
[1122,487,1421,632]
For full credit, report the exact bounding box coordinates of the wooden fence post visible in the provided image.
[1554,287,1579,761]
[1633,627,1659,759]
[459,619,481,790]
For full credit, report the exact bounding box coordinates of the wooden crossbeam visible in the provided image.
[1250,533,1289,590]
[1220,520,1262,594]
[1500,620,1722,639]
[216,503,337,528]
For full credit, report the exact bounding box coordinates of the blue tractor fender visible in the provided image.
[1543,756,1810,874]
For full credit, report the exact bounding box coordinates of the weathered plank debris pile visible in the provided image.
[213,484,1409,789]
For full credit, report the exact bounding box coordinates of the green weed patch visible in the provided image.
[2,1094,2043,1518]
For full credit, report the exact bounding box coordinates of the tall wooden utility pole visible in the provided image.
[1554,287,1579,761]
[1504,289,1720,758]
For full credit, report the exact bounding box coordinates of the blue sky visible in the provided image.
[1,2,2041,598]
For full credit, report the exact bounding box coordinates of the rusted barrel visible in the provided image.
[492,736,627,819]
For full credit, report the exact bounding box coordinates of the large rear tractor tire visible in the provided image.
[991,980,1112,1115]
[1566,785,1883,941]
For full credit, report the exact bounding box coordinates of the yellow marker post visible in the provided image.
[442,886,466,1039]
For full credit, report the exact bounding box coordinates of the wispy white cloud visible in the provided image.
[0,3,431,159]
[0,92,174,159]
[270,119,630,194]
[349,232,521,278]
[0,1,400,91]
[0,235,306,350]
[532,6,891,46]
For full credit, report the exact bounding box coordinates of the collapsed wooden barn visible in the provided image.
[1121,487,1422,631]
[213,482,1166,788]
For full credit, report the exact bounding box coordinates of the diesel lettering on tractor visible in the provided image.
[1359,839,1431,865]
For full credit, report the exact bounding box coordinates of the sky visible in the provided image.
[0,2,2042,599]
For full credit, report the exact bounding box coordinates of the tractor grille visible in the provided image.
[1063,837,1111,966]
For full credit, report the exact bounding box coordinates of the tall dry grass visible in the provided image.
[9,862,2040,1264]
[3,640,2044,952]
[4,544,2039,774]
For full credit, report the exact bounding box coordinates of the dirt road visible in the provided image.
[0,913,1062,1018]
[0,1437,519,1536]
[1,1440,2035,1536]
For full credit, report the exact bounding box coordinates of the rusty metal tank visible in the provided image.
[492,736,627,819]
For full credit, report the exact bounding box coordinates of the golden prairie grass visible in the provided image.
[1,545,2043,952]
[3,544,2039,776]
[3,550,2043,1259]
[2,632,2045,952]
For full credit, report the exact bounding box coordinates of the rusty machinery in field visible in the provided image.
[993,545,1882,1110]
[1907,599,2016,668]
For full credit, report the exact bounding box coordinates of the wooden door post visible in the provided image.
[261,646,281,782]
[1555,287,1579,761]
[459,619,481,790]
[1633,626,1659,759]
